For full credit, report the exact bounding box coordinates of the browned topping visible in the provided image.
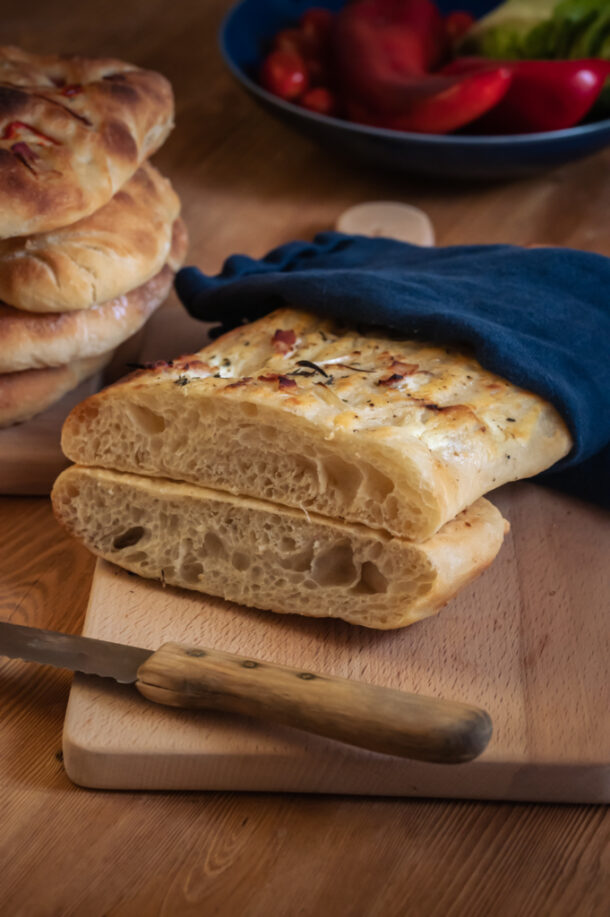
[2,120,59,146]
[10,141,37,172]
[420,403,474,419]
[61,84,83,97]
[173,359,211,373]
[278,375,297,390]
[225,378,252,389]
[377,373,405,386]
[258,373,297,390]
[272,328,296,354]
[390,360,418,375]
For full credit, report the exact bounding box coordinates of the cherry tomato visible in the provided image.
[300,8,334,47]
[260,51,309,101]
[300,86,337,116]
[445,11,475,44]
[273,28,311,57]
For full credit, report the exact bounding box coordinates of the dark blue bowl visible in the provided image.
[219,0,610,180]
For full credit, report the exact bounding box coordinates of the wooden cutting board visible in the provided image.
[63,482,609,801]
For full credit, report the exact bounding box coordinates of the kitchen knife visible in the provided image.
[0,620,491,764]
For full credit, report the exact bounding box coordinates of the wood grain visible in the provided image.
[1,0,609,912]
[63,482,609,801]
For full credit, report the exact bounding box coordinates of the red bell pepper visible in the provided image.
[443,58,610,133]
[332,0,511,134]
[345,67,511,134]
[333,0,450,114]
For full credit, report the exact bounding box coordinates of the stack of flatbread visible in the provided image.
[53,309,573,630]
[0,45,187,428]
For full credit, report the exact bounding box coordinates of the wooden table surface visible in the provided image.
[1,1,609,914]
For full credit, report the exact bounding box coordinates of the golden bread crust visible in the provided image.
[0,45,174,238]
[0,163,180,311]
[0,352,111,427]
[0,216,188,372]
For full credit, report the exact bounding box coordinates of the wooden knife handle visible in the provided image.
[135,642,492,764]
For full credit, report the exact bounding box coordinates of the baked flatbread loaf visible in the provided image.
[0,46,173,238]
[0,218,188,372]
[52,465,508,629]
[61,309,572,541]
[0,352,111,428]
[0,163,180,312]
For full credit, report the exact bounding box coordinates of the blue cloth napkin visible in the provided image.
[175,233,610,507]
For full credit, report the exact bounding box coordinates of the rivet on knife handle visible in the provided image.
[136,642,492,764]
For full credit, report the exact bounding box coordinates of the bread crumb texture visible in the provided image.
[61,309,571,541]
[52,465,507,630]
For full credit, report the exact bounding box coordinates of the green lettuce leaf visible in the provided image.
[463,0,610,61]
[461,0,557,57]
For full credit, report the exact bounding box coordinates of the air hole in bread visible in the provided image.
[280,536,296,553]
[320,456,362,503]
[231,552,250,571]
[364,465,394,501]
[113,526,146,549]
[241,403,258,418]
[293,454,316,480]
[203,532,227,560]
[181,561,204,583]
[311,542,358,588]
[353,561,388,595]
[279,544,314,572]
[258,424,278,441]
[126,403,166,435]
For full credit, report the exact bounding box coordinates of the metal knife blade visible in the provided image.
[0,621,151,684]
